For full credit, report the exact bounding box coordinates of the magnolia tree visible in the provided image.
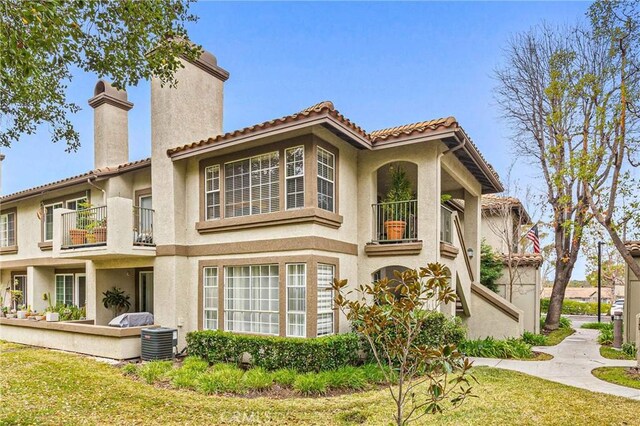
[332,263,474,426]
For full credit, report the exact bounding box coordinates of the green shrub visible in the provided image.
[622,342,637,358]
[360,363,390,385]
[581,322,612,330]
[198,365,246,394]
[272,368,297,387]
[243,367,273,391]
[138,361,173,384]
[540,298,611,315]
[522,331,547,346]
[321,366,367,391]
[598,325,614,345]
[170,368,200,389]
[186,330,360,372]
[357,310,466,363]
[459,337,533,359]
[540,315,572,330]
[181,356,209,372]
[121,363,139,376]
[293,373,328,396]
[480,240,504,293]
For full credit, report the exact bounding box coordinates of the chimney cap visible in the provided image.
[88,80,133,111]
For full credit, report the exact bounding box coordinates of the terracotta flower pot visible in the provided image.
[385,220,406,240]
[93,227,107,243]
[69,229,87,245]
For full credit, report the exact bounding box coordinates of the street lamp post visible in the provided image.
[597,241,604,323]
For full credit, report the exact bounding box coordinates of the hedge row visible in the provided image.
[541,298,611,315]
[186,330,360,372]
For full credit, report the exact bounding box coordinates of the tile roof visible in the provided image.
[481,194,532,224]
[166,101,502,192]
[0,158,150,203]
[625,241,640,256]
[166,101,368,156]
[495,253,543,267]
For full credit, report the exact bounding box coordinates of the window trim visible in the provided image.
[11,273,27,308]
[40,190,90,244]
[55,273,75,306]
[316,263,335,336]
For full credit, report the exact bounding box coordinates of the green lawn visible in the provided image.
[2,341,640,425]
[600,345,636,361]
[592,367,640,390]
[539,328,575,346]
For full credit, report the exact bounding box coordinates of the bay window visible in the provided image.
[317,148,335,212]
[224,264,279,335]
[317,264,335,336]
[286,263,306,337]
[203,267,219,330]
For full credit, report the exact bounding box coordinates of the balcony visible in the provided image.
[365,200,422,256]
[54,197,155,259]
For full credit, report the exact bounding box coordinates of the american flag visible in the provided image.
[526,224,540,254]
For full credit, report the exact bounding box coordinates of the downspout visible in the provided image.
[87,177,106,205]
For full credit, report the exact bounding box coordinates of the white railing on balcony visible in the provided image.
[371,200,418,243]
[133,207,154,246]
[440,205,453,244]
[61,206,108,249]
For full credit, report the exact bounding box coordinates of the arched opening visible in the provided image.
[373,161,418,243]
[372,265,411,282]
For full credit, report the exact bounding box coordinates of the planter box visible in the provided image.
[46,312,60,322]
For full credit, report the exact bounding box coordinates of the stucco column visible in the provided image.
[86,261,97,322]
[29,266,55,313]
[463,191,481,281]
[150,51,228,340]
[417,145,441,261]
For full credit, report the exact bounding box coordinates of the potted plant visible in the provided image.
[87,217,107,243]
[10,290,23,312]
[43,293,59,322]
[382,165,414,240]
[69,201,94,245]
[102,287,131,319]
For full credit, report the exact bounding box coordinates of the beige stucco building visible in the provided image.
[0,47,527,357]
[479,195,542,334]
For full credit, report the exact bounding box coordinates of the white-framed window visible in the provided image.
[203,267,219,330]
[224,264,279,335]
[317,148,335,212]
[12,275,27,307]
[0,211,16,247]
[44,202,63,241]
[225,152,279,218]
[204,165,221,220]
[66,197,87,211]
[317,264,335,336]
[55,274,74,306]
[285,146,305,210]
[286,263,306,337]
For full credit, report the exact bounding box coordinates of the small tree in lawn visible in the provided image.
[332,263,475,426]
[102,287,131,319]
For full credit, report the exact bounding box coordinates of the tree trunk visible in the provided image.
[544,257,575,331]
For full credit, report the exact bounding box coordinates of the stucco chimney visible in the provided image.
[88,80,133,169]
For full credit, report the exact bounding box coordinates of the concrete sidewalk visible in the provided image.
[472,328,640,400]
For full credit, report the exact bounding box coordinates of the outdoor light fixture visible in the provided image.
[467,248,474,258]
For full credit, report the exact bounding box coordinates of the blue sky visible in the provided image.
[0,1,591,277]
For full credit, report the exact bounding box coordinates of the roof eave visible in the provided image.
[168,114,371,161]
